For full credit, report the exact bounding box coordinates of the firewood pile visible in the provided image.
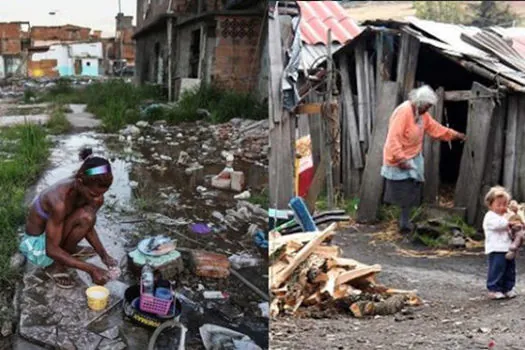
[269,223,422,318]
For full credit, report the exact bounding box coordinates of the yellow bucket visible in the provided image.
[86,286,110,311]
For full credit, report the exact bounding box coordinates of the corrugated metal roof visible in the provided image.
[403,18,525,88]
[300,43,342,71]
[297,1,361,45]
[489,27,525,59]
[406,17,492,60]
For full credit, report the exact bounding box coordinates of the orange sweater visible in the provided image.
[383,101,459,166]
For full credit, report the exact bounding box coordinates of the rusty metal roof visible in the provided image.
[297,1,361,45]
[489,27,525,59]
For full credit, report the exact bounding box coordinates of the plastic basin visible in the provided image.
[86,286,110,311]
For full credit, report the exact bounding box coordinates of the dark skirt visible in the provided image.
[383,178,423,208]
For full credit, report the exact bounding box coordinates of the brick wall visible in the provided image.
[31,26,91,42]
[211,16,262,92]
[0,23,22,54]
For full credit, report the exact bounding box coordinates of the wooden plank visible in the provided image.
[503,95,518,191]
[376,31,395,91]
[269,110,294,211]
[268,7,284,124]
[363,50,373,143]
[357,82,399,223]
[271,223,337,289]
[368,52,377,132]
[423,87,445,203]
[295,103,322,115]
[297,114,310,138]
[396,32,420,102]
[335,264,382,286]
[475,96,507,227]
[444,90,497,101]
[355,41,369,148]
[339,54,363,169]
[516,96,525,201]
[308,94,322,170]
[304,153,327,213]
[454,82,496,225]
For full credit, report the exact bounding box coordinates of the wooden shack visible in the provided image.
[332,17,525,228]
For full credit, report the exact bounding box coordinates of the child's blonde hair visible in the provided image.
[484,186,511,207]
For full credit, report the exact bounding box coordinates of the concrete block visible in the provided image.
[231,171,245,192]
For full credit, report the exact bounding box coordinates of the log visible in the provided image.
[454,82,496,225]
[423,87,445,204]
[312,245,342,259]
[271,223,337,289]
[357,82,399,222]
[335,264,382,286]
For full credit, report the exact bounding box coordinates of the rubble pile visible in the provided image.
[269,223,422,318]
[0,76,102,98]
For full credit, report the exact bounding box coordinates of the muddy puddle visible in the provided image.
[21,121,269,349]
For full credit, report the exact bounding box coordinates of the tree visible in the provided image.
[413,1,468,25]
[468,1,518,28]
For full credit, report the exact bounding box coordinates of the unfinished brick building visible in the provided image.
[0,22,30,78]
[133,0,267,101]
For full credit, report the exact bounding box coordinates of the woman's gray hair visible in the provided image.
[408,85,438,108]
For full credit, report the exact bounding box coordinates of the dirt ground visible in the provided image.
[270,224,525,350]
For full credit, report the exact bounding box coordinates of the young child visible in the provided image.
[483,186,517,300]
[504,200,525,260]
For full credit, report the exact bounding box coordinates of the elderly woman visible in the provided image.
[381,85,466,233]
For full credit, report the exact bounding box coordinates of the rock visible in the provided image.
[177,133,183,138]
[234,191,251,200]
[100,326,120,340]
[449,231,466,248]
[196,186,207,193]
[177,151,190,165]
[10,253,25,269]
[129,181,139,189]
[212,211,225,222]
[1,321,12,337]
[197,109,211,118]
[136,120,149,128]
[98,339,126,350]
[120,125,140,136]
[231,171,245,192]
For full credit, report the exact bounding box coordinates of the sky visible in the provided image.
[0,0,136,37]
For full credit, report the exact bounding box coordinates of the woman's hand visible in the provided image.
[398,161,412,170]
[455,132,467,141]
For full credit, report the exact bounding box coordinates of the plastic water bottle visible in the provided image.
[141,262,154,295]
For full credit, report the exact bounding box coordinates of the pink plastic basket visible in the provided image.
[139,280,173,316]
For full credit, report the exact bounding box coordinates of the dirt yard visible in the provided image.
[270,225,525,350]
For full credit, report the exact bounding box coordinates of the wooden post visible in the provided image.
[357,82,399,223]
[325,29,334,209]
[396,32,420,103]
[423,87,445,203]
[268,7,294,213]
[454,82,496,225]
[503,95,518,191]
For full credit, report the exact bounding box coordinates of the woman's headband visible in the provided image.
[85,165,111,176]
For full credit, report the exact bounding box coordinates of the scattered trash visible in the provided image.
[258,302,269,318]
[199,324,262,350]
[190,223,212,235]
[189,250,231,279]
[229,253,262,269]
[138,235,176,256]
[254,230,268,249]
[203,291,229,300]
[234,191,251,200]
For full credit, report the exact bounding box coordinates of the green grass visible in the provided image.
[316,193,360,217]
[164,83,268,124]
[46,104,72,134]
[0,124,50,283]
[248,187,268,208]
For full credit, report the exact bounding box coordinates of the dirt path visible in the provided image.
[271,225,525,350]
